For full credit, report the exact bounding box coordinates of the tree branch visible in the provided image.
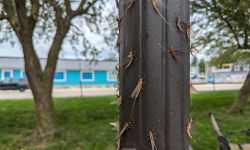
[29,0,40,27]
[51,0,63,25]
[2,0,20,33]
[14,0,44,80]
[72,0,86,15]
[210,0,242,49]
[115,0,119,9]
[15,0,29,28]
[72,0,97,17]
[244,29,249,49]
[43,0,73,85]
[0,14,7,20]
[64,0,72,15]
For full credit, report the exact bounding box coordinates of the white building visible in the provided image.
[208,60,250,83]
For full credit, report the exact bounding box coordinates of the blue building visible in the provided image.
[0,57,117,86]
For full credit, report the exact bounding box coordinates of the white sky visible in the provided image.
[0,1,117,60]
[0,2,205,62]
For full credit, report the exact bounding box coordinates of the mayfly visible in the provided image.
[114,122,131,142]
[190,44,199,56]
[186,117,193,139]
[151,0,175,31]
[115,40,120,50]
[131,78,144,100]
[117,96,123,106]
[128,0,135,8]
[130,78,144,121]
[114,64,120,82]
[111,95,123,105]
[113,64,120,75]
[115,16,122,29]
[116,79,120,92]
[123,51,135,69]
[177,16,185,32]
[168,46,179,60]
[186,23,191,40]
[190,82,197,93]
[147,131,158,150]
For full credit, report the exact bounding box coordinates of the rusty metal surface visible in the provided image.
[118,0,190,149]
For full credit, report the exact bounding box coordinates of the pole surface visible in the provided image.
[118,0,190,149]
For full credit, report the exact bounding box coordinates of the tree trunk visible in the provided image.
[20,37,57,143]
[31,88,56,142]
[229,72,250,114]
[3,0,71,143]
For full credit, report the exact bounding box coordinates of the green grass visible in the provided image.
[191,90,250,150]
[0,96,117,150]
[0,90,250,149]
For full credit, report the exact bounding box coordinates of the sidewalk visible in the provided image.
[0,83,243,99]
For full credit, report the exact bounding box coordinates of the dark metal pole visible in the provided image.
[118,0,190,149]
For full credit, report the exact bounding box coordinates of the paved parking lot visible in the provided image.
[0,83,243,99]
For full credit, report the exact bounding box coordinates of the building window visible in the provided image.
[107,70,117,81]
[81,71,94,81]
[234,65,240,72]
[54,71,66,82]
[2,70,13,79]
[243,65,249,72]
[21,71,27,79]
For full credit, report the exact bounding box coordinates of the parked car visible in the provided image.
[0,78,29,92]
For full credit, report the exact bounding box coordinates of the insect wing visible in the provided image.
[172,50,178,60]
[116,139,120,150]
[124,58,133,69]
[186,29,190,40]
[150,139,158,150]
[131,84,140,99]
[119,125,128,138]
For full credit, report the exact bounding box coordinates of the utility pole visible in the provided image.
[117,0,190,149]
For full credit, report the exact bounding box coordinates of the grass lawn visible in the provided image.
[0,90,250,149]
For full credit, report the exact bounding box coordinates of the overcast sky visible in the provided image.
[0,1,117,60]
[0,2,205,62]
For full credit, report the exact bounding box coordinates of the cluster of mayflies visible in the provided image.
[113,0,195,149]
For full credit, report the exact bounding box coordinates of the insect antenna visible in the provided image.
[151,0,175,31]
